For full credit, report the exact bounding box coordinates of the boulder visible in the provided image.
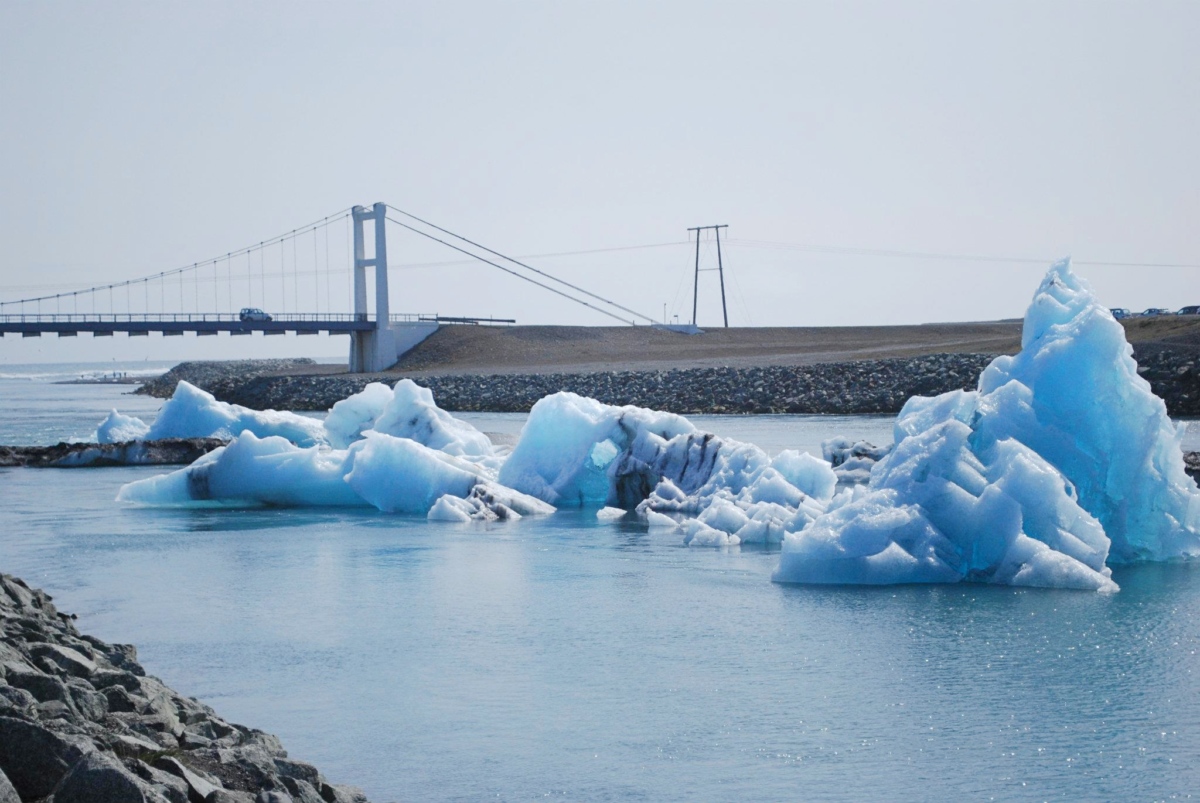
[153,755,222,803]
[31,643,97,678]
[50,750,165,803]
[0,767,18,803]
[0,715,93,800]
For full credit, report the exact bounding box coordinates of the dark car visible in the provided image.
[239,307,273,322]
[1141,308,1171,317]
[1108,307,1131,319]
[1177,306,1200,316]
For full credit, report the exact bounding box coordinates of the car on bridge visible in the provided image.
[1140,308,1172,317]
[1108,307,1131,319]
[239,307,273,322]
[1177,305,1200,316]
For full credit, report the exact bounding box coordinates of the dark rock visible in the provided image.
[0,571,374,803]
[256,792,294,803]
[153,755,221,803]
[210,791,257,803]
[102,682,142,712]
[50,750,162,803]
[280,776,325,803]
[0,715,93,800]
[0,686,35,715]
[131,760,191,803]
[5,664,73,706]
[0,767,18,803]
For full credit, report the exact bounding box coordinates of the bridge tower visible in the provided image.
[349,203,397,372]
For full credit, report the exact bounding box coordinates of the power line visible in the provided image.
[727,238,1200,269]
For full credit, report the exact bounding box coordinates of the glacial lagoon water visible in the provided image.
[2,368,1200,801]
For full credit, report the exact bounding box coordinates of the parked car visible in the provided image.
[1177,305,1200,316]
[1141,308,1171,317]
[1108,307,1131,319]
[239,307,272,322]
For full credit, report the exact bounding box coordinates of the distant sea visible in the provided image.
[2,363,1199,801]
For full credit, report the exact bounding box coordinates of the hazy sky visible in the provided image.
[2,1,1198,364]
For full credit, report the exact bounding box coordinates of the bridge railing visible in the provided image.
[0,312,381,324]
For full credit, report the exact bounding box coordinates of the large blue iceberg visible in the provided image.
[774,259,1200,591]
[114,261,1199,592]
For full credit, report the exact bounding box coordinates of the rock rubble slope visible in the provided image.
[0,574,369,803]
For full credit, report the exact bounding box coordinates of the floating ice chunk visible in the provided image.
[819,437,893,485]
[117,428,553,518]
[93,409,150,443]
[596,506,627,521]
[427,484,554,522]
[116,432,364,507]
[777,258,1199,591]
[499,392,697,507]
[323,382,394,449]
[145,381,325,447]
[643,509,680,529]
[370,379,494,459]
[500,392,834,546]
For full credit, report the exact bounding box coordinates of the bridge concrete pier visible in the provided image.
[349,203,397,372]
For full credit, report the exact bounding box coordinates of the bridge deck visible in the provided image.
[0,314,390,337]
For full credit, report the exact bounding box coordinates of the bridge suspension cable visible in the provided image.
[386,205,658,325]
[0,209,354,312]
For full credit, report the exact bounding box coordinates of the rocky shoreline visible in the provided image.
[0,439,227,469]
[0,573,370,803]
[137,349,1200,418]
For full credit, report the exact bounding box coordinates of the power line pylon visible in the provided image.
[688,224,729,328]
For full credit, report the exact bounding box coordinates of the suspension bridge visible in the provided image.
[0,202,663,372]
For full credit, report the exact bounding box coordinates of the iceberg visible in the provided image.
[116,433,365,507]
[117,430,551,520]
[323,382,395,449]
[114,260,1198,593]
[499,392,836,545]
[774,259,1200,591]
[144,381,326,447]
[94,409,150,443]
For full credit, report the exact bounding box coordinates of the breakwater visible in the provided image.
[0,573,369,802]
[139,349,1200,417]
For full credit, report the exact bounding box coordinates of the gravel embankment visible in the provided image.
[135,359,318,399]
[0,573,369,803]
[139,349,1200,418]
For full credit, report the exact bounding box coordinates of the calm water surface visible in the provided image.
[1,368,1198,801]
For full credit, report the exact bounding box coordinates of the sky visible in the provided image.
[1,1,1198,364]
